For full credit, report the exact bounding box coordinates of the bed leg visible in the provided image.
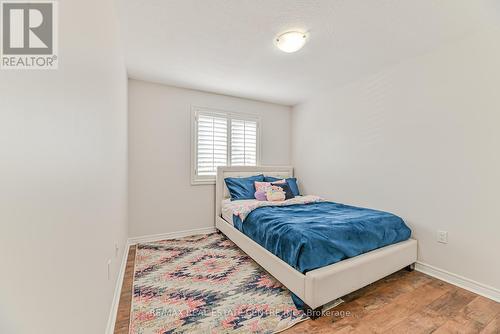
[304,305,323,320]
[405,263,415,272]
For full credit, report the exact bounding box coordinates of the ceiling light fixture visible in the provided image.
[274,31,307,53]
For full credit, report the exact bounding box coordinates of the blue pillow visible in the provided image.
[225,174,264,200]
[263,176,280,182]
[285,178,300,197]
[264,176,300,197]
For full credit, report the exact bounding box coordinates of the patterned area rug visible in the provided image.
[130,232,309,334]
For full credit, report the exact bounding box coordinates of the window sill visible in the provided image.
[191,178,216,186]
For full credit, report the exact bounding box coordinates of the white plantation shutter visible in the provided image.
[196,113,228,176]
[193,108,260,183]
[231,119,257,166]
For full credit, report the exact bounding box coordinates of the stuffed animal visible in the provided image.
[254,180,285,201]
[254,190,267,201]
[266,185,286,201]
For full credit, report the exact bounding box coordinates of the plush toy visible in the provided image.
[266,185,286,201]
[254,190,267,201]
[254,180,285,201]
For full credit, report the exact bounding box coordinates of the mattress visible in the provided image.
[220,196,321,225]
[221,199,234,224]
[232,201,412,274]
[221,197,412,309]
[221,198,263,225]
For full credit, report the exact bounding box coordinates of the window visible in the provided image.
[192,107,260,184]
[231,119,258,166]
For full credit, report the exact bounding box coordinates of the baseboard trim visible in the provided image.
[415,261,500,302]
[105,242,130,334]
[127,227,217,245]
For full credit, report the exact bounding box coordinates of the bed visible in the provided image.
[215,166,417,313]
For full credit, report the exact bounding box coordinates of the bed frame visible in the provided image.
[215,166,417,312]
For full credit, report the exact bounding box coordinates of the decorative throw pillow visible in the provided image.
[254,181,271,193]
[264,176,300,197]
[225,174,264,200]
[254,179,285,193]
[266,185,286,201]
[271,182,294,200]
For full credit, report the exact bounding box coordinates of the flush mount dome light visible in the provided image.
[274,31,307,53]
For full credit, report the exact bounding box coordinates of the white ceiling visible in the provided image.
[117,0,496,106]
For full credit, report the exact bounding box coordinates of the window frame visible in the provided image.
[191,106,261,185]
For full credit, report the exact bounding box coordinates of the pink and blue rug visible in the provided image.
[130,232,308,333]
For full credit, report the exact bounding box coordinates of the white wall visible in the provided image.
[292,30,500,294]
[0,1,127,333]
[128,79,291,237]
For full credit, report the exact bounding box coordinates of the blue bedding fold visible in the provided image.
[232,201,411,309]
[233,201,411,276]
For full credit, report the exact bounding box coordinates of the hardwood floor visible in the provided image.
[286,272,500,334]
[114,245,500,334]
[114,245,136,334]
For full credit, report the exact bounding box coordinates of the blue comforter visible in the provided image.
[233,201,411,274]
[233,201,411,308]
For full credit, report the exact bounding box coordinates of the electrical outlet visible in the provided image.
[107,259,112,280]
[437,230,448,244]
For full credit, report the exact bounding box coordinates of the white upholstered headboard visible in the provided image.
[215,166,294,220]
